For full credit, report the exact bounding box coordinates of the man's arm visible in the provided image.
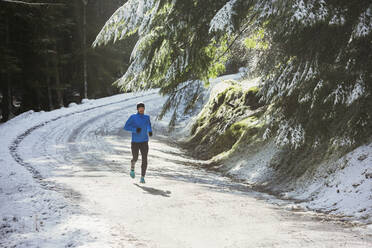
[147,116,153,137]
[147,116,153,133]
[124,116,137,132]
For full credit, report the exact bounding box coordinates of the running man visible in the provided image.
[123,102,152,183]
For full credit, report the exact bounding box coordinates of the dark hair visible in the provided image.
[137,102,145,109]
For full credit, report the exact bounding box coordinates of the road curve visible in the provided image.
[13,92,372,247]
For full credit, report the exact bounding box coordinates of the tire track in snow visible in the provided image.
[9,92,157,186]
[8,92,372,247]
[66,94,161,173]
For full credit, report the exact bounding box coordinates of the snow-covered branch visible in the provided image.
[92,0,157,47]
[0,0,65,6]
[209,0,238,34]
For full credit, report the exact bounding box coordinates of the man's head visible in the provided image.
[137,102,145,114]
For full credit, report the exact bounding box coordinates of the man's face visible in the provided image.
[138,107,145,114]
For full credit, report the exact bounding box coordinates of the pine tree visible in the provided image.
[0,0,131,118]
[93,0,372,148]
[0,3,23,121]
[254,0,372,149]
[93,0,243,122]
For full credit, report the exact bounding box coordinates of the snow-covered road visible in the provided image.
[1,91,372,247]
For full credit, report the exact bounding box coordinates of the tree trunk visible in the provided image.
[1,14,12,122]
[52,43,63,108]
[82,0,88,99]
[46,59,53,110]
[1,82,10,122]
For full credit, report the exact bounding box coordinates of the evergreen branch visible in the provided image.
[0,0,65,6]
[173,80,194,93]
[213,15,256,64]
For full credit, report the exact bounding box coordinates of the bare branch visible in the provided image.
[0,0,65,6]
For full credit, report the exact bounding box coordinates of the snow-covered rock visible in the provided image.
[68,102,78,108]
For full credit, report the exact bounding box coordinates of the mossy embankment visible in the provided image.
[183,80,266,162]
[177,78,371,223]
[181,79,359,190]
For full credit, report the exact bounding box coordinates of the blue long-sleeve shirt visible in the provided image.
[124,113,152,143]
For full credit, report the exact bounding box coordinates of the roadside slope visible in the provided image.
[184,77,372,225]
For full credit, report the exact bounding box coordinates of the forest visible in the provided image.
[1,1,372,246]
[0,0,135,122]
[2,0,372,152]
[94,0,372,151]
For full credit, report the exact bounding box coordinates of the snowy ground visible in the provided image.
[1,79,372,247]
[221,139,372,224]
[206,77,372,226]
[282,143,372,222]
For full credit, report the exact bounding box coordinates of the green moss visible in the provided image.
[247,86,259,93]
[186,79,266,160]
[191,114,208,135]
[243,86,262,109]
[208,116,264,158]
[213,91,226,111]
